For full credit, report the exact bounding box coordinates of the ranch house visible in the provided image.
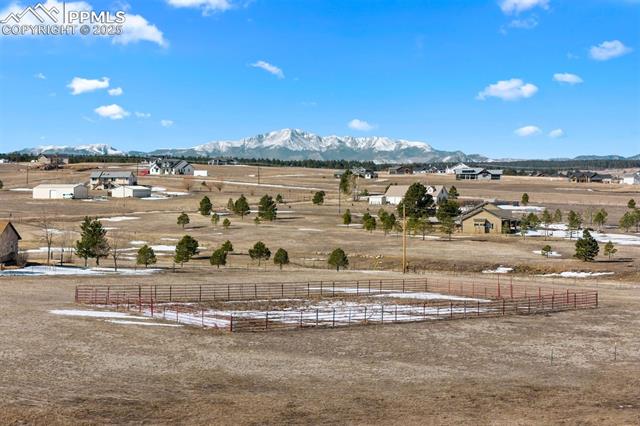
[149,159,194,176]
[0,221,21,264]
[90,171,137,189]
[460,203,520,234]
[455,168,503,181]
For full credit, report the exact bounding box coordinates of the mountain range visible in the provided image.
[10,128,639,163]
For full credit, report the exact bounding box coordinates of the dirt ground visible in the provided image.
[1,163,640,424]
[0,270,639,425]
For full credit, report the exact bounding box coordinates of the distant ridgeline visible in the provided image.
[0,152,638,173]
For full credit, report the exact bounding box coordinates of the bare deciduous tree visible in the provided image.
[39,212,55,265]
[110,231,126,272]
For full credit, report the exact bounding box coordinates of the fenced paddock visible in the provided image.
[75,277,598,332]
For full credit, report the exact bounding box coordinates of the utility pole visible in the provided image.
[257,165,260,185]
[338,184,341,215]
[402,204,407,274]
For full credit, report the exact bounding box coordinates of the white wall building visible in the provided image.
[33,184,88,199]
[426,185,449,204]
[621,172,640,185]
[384,185,410,205]
[194,170,208,177]
[111,185,152,198]
[149,159,194,176]
[368,195,386,205]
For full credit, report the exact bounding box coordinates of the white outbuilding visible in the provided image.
[32,184,88,200]
[194,170,208,177]
[621,172,640,185]
[111,185,152,198]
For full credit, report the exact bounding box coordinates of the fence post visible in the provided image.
[364,306,367,324]
[395,305,398,322]
[169,285,172,302]
[227,284,230,300]
[528,297,531,314]
[510,283,513,299]
[333,281,335,297]
[574,293,577,309]
[201,308,204,327]
[229,314,233,332]
[299,311,303,328]
[502,299,505,316]
[449,302,453,319]
[320,281,323,296]
[463,301,467,318]
[497,281,501,298]
[477,301,480,316]
[332,309,336,327]
[356,280,359,296]
[595,292,598,308]
[150,297,154,317]
[265,311,269,330]
[402,279,405,293]
[281,283,284,298]
[307,281,310,298]
[106,287,110,305]
[316,309,319,327]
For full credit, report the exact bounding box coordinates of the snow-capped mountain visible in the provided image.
[17,144,125,156]
[148,128,486,163]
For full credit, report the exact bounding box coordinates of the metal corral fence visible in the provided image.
[76,278,599,332]
[75,276,594,305]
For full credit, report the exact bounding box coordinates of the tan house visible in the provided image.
[0,221,21,264]
[460,203,520,234]
[384,185,411,205]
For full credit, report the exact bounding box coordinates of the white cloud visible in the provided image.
[160,119,174,127]
[114,13,167,47]
[553,73,583,85]
[348,119,375,131]
[499,0,549,14]
[477,78,538,101]
[108,87,124,96]
[548,128,565,138]
[514,125,542,137]
[34,73,46,80]
[589,40,632,61]
[94,104,130,120]
[508,17,538,29]
[68,77,110,95]
[135,111,151,118]
[166,0,232,14]
[250,60,284,79]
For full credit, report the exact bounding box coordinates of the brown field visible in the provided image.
[1,162,639,424]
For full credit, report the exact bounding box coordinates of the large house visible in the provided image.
[426,185,449,204]
[37,154,69,170]
[568,171,614,183]
[90,171,137,189]
[149,159,194,176]
[460,203,520,234]
[388,165,413,175]
[455,168,502,181]
[352,167,378,179]
[0,221,21,264]
[383,185,410,205]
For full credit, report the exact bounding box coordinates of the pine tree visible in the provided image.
[397,182,433,218]
[210,247,227,268]
[234,195,250,219]
[136,245,157,268]
[211,212,220,228]
[223,218,231,230]
[258,194,277,220]
[567,210,582,239]
[177,212,190,229]
[227,198,235,211]
[328,248,348,271]
[342,209,352,227]
[553,208,563,223]
[221,240,233,252]
[593,209,608,231]
[248,241,271,266]
[574,230,599,262]
[199,196,212,216]
[275,193,284,204]
[436,200,461,222]
[363,215,376,232]
[439,216,456,241]
[174,235,199,267]
[628,199,636,210]
[312,191,326,205]
[541,209,552,239]
[447,186,459,199]
[603,241,617,260]
[619,211,635,232]
[254,216,261,226]
[273,248,289,270]
[381,212,396,235]
[75,216,110,267]
[521,193,529,206]
[541,245,552,258]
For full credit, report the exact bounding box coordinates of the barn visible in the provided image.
[111,185,152,198]
[32,184,88,199]
[0,221,21,264]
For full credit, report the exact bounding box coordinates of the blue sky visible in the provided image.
[0,0,638,158]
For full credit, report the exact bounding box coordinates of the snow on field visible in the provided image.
[0,266,161,276]
[298,228,322,232]
[106,320,183,327]
[103,227,119,230]
[532,250,562,257]
[538,271,615,278]
[149,245,175,251]
[337,224,363,228]
[151,186,166,192]
[482,266,513,274]
[49,309,152,319]
[307,287,487,302]
[160,237,179,241]
[24,246,73,254]
[249,210,296,214]
[141,196,168,201]
[130,240,147,245]
[9,188,32,192]
[100,216,140,222]
[165,191,189,196]
[528,225,640,246]
[497,205,545,212]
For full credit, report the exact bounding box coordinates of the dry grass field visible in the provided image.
[1,162,639,424]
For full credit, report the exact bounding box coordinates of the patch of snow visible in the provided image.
[100,216,140,222]
[160,237,178,241]
[130,240,147,245]
[50,309,151,319]
[538,271,614,278]
[528,227,640,246]
[497,205,545,212]
[9,188,32,192]
[482,266,513,274]
[0,266,161,276]
[532,250,562,257]
[151,186,166,192]
[106,320,183,327]
[165,191,189,196]
[298,228,322,232]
